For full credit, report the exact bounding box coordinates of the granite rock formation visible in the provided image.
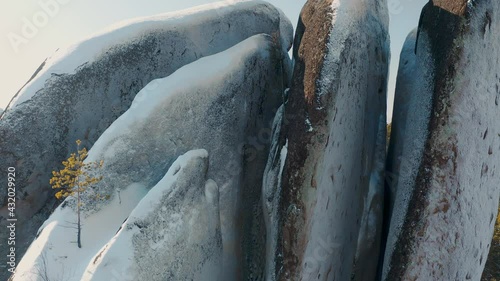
[0,1,292,277]
[12,33,288,281]
[383,1,500,280]
[262,0,390,280]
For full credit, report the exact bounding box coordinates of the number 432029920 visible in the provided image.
[7,167,16,216]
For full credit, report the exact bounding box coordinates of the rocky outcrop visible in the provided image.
[383,1,500,280]
[12,33,288,281]
[82,150,222,281]
[10,0,500,279]
[0,1,292,277]
[262,0,390,280]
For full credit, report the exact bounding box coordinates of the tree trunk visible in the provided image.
[77,189,82,248]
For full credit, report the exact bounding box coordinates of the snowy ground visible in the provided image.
[12,184,148,281]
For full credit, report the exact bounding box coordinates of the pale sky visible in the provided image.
[0,0,427,120]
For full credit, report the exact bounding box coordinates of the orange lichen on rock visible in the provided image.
[298,0,334,108]
[432,0,468,16]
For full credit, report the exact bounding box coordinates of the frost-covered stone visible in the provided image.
[382,1,500,280]
[262,0,390,280]
[82,150,222,281]
[386,29,417,215]
[13,34,287,281]
[0,1,292,275]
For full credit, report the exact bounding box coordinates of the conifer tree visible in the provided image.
[50,140,103,248]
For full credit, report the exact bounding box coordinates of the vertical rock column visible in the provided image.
[263,0,390,280]
[383,1,500,280]
[386,29,417,215]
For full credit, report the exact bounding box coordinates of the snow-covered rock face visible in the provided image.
[262,0,390,280]
[85,34,286,281]
[383,1,500,280]
[0,1,292,274]
[385,29,417,215]
[13,34,288,281]
[82,150,222,281]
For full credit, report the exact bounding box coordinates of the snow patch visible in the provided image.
[13,184,148,281]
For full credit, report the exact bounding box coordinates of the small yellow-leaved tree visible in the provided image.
[50,140,103,248]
